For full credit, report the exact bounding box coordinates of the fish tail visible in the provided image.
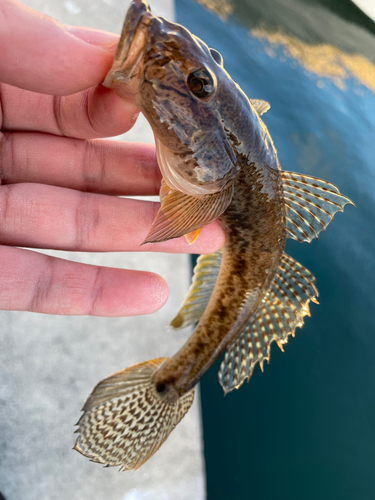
[74,358,195,471]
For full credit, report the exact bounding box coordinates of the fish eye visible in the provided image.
[187,68,214,99]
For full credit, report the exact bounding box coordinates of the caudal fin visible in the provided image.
[74,358,195,470]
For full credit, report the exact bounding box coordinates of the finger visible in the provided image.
[0,245,168,316]
[0,133,161,196]
[0,1,140,138]
[0,0,120,95]
[0,183,226,254]
[1,82,140,140]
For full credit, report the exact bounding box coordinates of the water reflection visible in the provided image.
[176,0,375,498]
[252,26,375,92]
[198,0,234,18]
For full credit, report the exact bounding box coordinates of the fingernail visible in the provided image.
[65,26,119,49]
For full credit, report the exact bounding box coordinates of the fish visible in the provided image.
[73,0,353,471]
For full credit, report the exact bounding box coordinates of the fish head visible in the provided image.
[103,0,238,195]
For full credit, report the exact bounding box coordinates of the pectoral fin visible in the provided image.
[282,171,354,243]
[219,253,318,394]
[143,181,234,244]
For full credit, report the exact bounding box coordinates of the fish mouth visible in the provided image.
[103,0,152,98]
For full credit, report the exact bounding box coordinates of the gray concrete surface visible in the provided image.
[0,1,206,499]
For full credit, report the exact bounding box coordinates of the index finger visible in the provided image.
[0,0,140,139]
[0,0,118,95]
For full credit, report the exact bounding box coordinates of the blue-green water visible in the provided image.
[176,1,375,498]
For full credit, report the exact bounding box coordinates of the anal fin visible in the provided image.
[218,253,318,394]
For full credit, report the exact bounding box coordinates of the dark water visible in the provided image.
[175,1,375,498]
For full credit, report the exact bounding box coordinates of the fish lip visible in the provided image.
[102,0,152,96]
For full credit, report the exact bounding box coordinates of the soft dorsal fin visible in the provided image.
[218,253,318,394]
[143,181,234,244]
[170,250,222,329]
[282,171,353,243]
[250,99,271,115]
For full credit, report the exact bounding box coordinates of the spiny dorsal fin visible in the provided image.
[170,250,222,329]
[250,99,271,115]
[74,358,195,471]
[282,171,353,243]
[143,181,234,244]
[218,253,318,394]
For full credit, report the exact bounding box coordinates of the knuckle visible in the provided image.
[28,256,55,313]
[87,267,104,315]
[82,140,106,192]
[74,192,101,250]
[53,95,66,136]
[0,183,14,225]
[0,82,3,128]
[0,132,12,184]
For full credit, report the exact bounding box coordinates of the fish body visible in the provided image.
[74,0,352,470]
[154,158,286,395]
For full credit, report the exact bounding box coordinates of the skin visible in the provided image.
[106,1,286,398]
[0,0,225,317]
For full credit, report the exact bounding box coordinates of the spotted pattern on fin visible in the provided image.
[170,250,222,329]
[282,171,353,243]
[218,253,318,394]
[74,358,194,470]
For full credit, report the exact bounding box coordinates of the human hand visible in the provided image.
[0,0,225,317]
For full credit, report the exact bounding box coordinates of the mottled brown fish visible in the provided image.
[74,0,353,470]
